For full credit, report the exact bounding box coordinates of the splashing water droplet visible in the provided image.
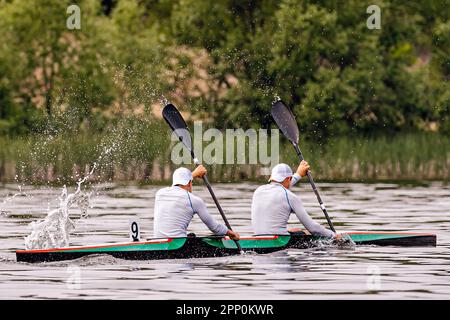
[24,179,92,250]
[0,187,27,216]
[272,94,281,104]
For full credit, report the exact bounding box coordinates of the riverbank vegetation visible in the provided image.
[0,1,449,183]
[1,131,448,183]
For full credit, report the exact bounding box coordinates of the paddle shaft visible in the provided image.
[163,104,242,251]
[293,144,336,233]
[193,158,242,251]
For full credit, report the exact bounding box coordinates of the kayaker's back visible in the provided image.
[154,186,195,238]
[251,184,293,235]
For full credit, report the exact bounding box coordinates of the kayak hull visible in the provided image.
[16,232,437,263]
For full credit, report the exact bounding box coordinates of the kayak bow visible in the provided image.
[16,231,436,263]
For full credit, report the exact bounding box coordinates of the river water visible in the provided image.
[0,182,449,299]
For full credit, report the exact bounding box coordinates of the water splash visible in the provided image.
[24,165,96,250]
[160,95,170,106]
[303,234,356,250]
[272,94,281,104]
[22,124,135,250]
[21,109,154,249]
[0,185,27,215]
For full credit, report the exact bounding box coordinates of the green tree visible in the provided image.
[0,0,115,126]
[107,0,170,112]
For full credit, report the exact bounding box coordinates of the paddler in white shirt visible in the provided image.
[251,161,336,238]
[153,165,240,240]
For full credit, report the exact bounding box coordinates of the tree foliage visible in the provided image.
[0,0,449,137]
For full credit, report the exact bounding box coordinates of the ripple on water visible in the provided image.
[0,182,449,299]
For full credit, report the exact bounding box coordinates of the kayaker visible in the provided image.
[153,166,240,240]
[251,161,336,238]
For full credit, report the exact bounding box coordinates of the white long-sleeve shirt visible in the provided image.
[251,174,335,238]
[153,186,228,238]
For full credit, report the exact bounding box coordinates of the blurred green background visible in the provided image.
[0,0,449,183]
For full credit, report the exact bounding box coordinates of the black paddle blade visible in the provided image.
[162,103,193,151]
[271,100,299,144]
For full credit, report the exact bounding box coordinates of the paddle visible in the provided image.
[162,103,242,252]
[271,99,336,233]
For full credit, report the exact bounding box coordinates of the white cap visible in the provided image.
[269,163,293,182]
[172,167,193,186]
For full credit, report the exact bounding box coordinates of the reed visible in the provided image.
[0,132,449,184]
[280,133,450,182]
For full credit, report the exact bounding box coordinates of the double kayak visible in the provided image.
[16,231,436,263]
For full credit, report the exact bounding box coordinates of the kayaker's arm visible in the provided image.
[291,160,310,187]
[288,192,335,238]
[290,173,301,187]
[190,194,229,236]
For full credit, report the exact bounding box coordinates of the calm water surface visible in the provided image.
[0,182,449,299]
